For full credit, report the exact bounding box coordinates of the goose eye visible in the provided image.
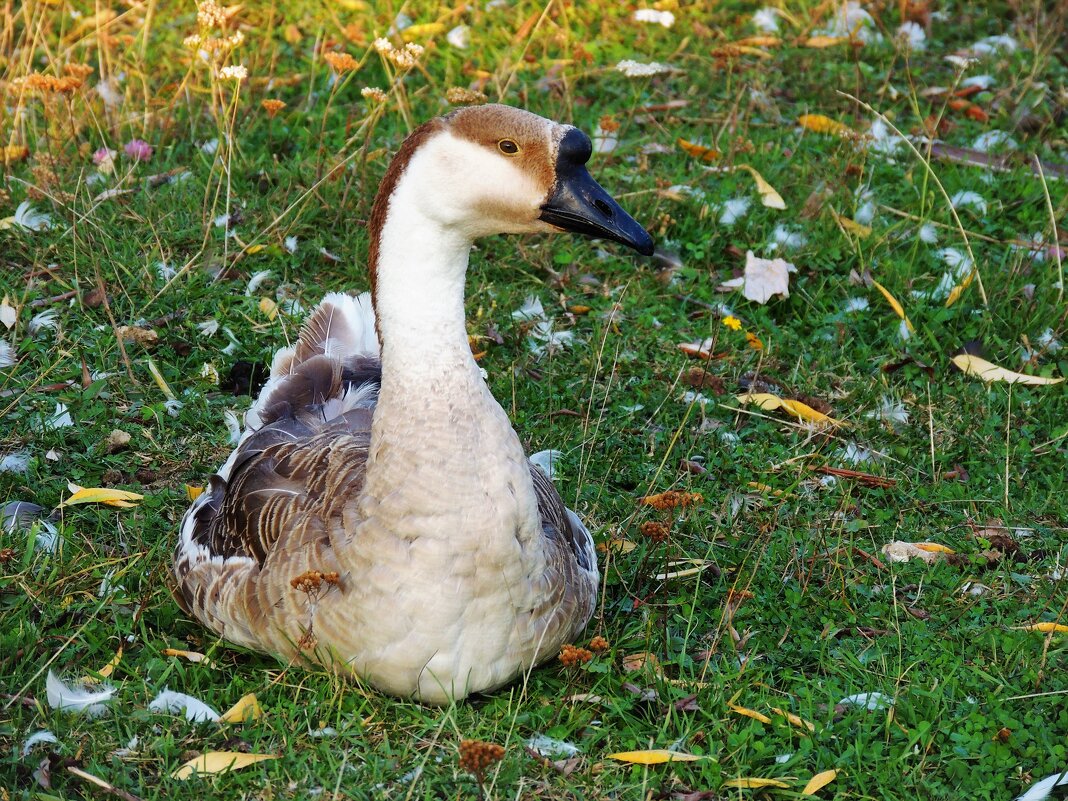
[498,139,519,155]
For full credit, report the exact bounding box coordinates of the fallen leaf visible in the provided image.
[881,540,944,564]
[870,280,914,332]
[728,703,772,723]
[259,297,278,321]
[737,164,785,209]
[607,749,704,764]
[802,35,851,48]
[951,354,1064,386]
[146,356,176,400]
[737,393,844,428]
[913,542,955,554]
[59,486,144,509]
[401,22,446,40]
[733,35,782,47]
[652,560,713,580]
[219,693,263,723]
[740,251,794,304]
[722,777,792,789]
[712,44,773,58]
[598,537,638,553]
[622,652,661,673]
[677,138,720,162]
[677,338,721,360]
[1014,622,1068,633]
[185,485,204,501]
[162,647,216,666]
[171,751,277,780]
[769,707,815,731]
[1,144,30,164]
[802,770,838,795]
[86,647,123,681]
[0,295,16,329]
[831,210,872,238]
[799,114,855,137]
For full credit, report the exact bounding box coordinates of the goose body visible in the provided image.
[173,104,653,704]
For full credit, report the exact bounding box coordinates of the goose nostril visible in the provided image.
[593,198,613,218]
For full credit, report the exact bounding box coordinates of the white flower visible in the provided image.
[46,671,114,717]
[752,7,780,32]
[718,197,751,225]
[28,309,58,336]
[373,37,393,54]
[446,25,470,49]
[896,22,926,50]
[632,8,675,27]
[217,64,248,81]
[12,200,53,231]
[615,59,673,78]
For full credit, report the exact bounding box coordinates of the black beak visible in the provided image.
[539,128,655,256]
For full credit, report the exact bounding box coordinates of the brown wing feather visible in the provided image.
[529,465,594,572]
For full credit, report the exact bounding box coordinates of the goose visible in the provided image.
[172,104,654,704]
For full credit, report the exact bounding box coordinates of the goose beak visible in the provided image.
[539,129,655,256]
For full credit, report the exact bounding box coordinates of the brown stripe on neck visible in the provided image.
[366,118,445,342]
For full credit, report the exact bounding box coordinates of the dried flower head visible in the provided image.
[16,73,83,93]
[373,37,393,54]
[323,51,359,73]
[386,48,416,69]
[446,86,487,105]
[196,0,226,29]
[639,520,670,543]
[404,42,425,56]
[290,570,340,593]
[183,34,202,48]
[63,63,94,80]
[588,636,610,653]
[558,643,593,667]
[639,490,704,510]
[261,98,286,117]
[458,740,505,777]
[361,86,387,102]
[217,64,248,81]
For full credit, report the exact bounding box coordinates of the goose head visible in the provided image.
[373,104,654,255]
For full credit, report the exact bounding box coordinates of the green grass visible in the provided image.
[2,1,1067,798]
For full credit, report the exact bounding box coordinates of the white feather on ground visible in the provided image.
[46,671,114,717]
[148,689,221,723]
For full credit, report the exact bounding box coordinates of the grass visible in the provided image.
[2,0,1067,798]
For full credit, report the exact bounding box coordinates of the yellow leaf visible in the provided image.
[736,393,843,428]
[1,144,29,164]
[245,243,267,255]
[185,485,204,501]
[728,703,772,724]
[831,210,872,238]
[219,693,262,723]
[598,537,638,554]
[770,707,815,732]
[914,542,955,554]
[652,561,712,580]
[677,138,720,162]
[737,164,785,209]
[713,44,773,59]
[59,486,144,509]
[951,355,1064,386]
[802,35,851,48]
[401,22,445,41]
[622,652,661,673]
[722,777,792,789]
[259,297,278,321]
[84,647,122,682]
[146,356,176,400]
[945,267,977,308]
[870,280,914,331]
[798,113,855,137]
[1014,622,1068,633]
[282,23,302,44]
[162,647,216,666]
[733,36,782,47]
[171,752,277,780]
[607,749,704,764]
[802,769,838,795]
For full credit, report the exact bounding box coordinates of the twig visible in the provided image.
[66,766,145,801]
[30,289,78,307]
[815,466,896,487]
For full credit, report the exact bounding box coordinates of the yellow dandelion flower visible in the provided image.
[722,315,742,331]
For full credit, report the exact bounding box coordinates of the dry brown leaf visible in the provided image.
[172,752,277,780]
[802,769,838,795]
[951,355,1064,386]
[607,749,704,764]
[733,36,782,47]
[622,652,661,673]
